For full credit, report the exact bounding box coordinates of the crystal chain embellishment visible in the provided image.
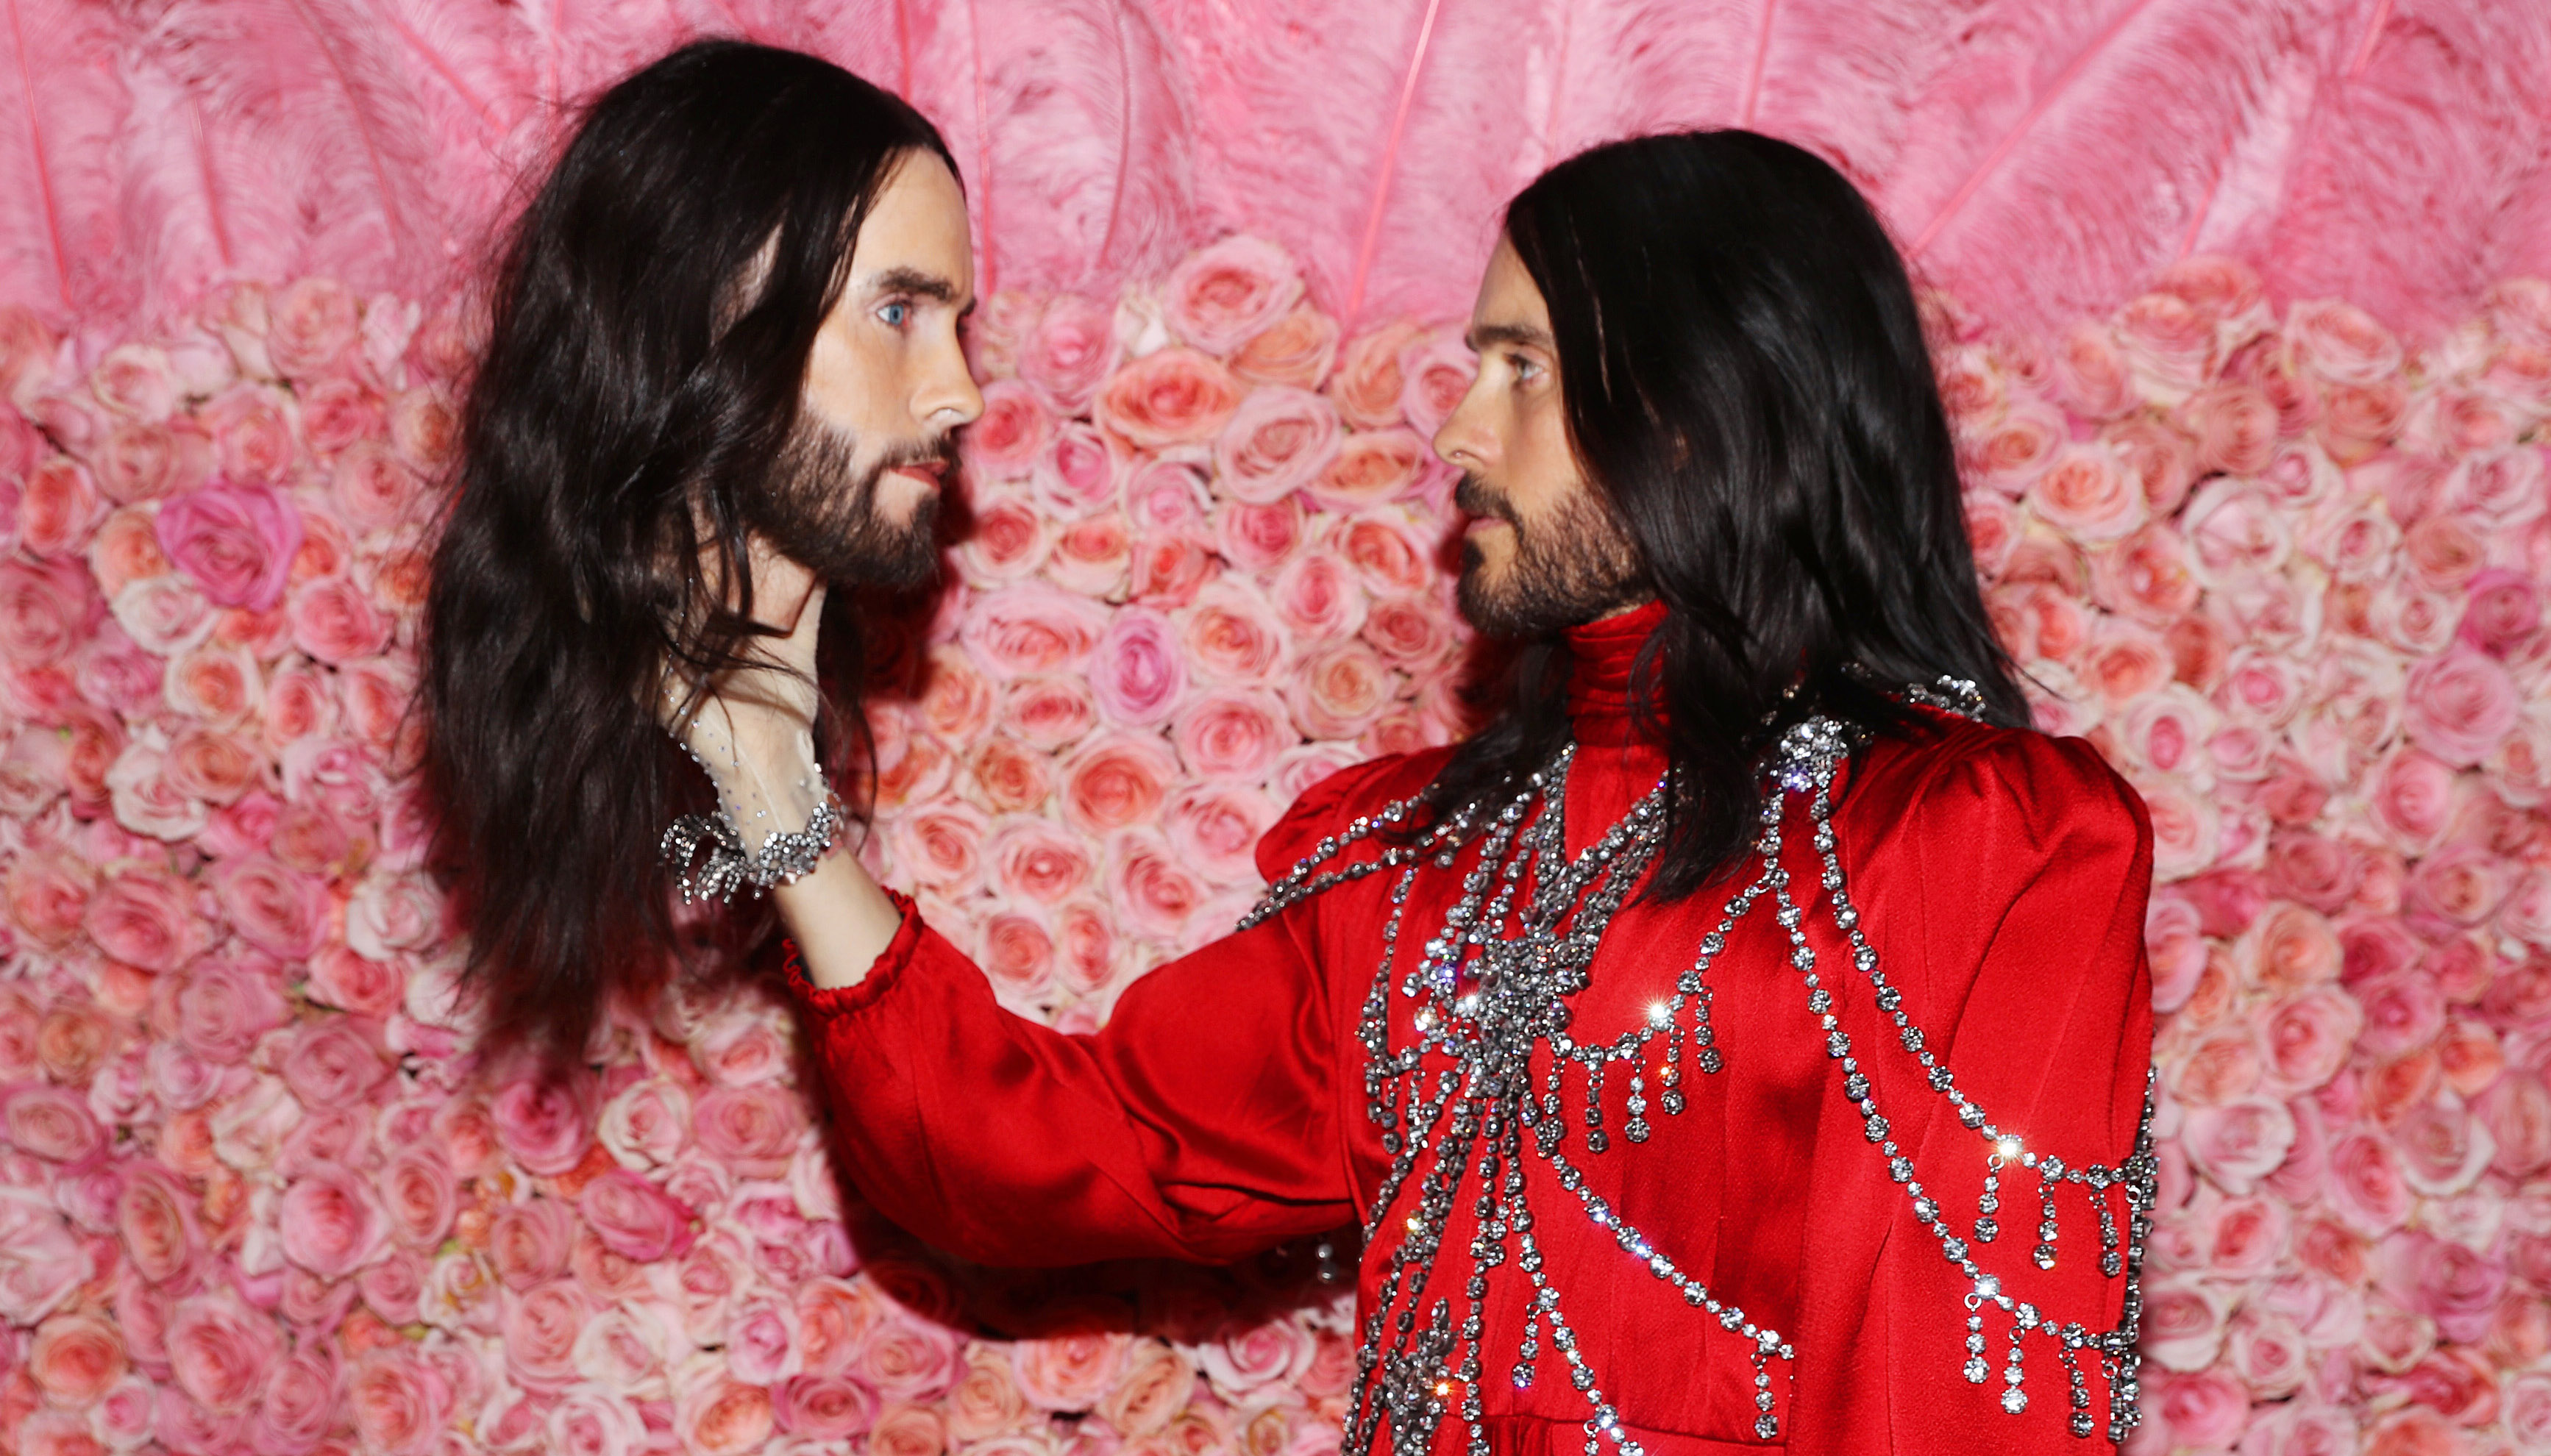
[1240,679,2156,1452]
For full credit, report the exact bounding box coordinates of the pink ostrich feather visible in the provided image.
[0,0,134,327]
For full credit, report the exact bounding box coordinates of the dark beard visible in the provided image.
[1453,472,1648,636]
[747,415,950,588]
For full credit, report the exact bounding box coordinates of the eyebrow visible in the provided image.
[1466,321,1555,353]
[864,266,963,304]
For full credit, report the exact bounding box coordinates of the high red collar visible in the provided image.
[1563,601,1668,728]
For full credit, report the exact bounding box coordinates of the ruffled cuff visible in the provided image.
[778,886,925,1018]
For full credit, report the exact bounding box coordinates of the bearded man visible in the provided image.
[430,50,2158,1454]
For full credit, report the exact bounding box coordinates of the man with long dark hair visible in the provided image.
[421,40,981,1067]
[443,82,2157,1452]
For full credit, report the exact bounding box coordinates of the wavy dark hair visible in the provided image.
[420,40,956,1074]
[1426,130,2028,899]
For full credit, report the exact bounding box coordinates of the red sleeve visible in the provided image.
[780,757,1424,1267]
[1798,727,2157,1455]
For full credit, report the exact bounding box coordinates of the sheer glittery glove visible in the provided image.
[657,546,842,902]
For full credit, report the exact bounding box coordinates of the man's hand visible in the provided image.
[660,536,831,853]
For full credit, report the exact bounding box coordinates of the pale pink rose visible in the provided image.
[387,383,456,468]
[2378,1230,2505,1343]
[1090,609,1187,727]
[964,583,1109,679]
[2212,1196,2291,1284]
[19,456,102,557]
[778,1372,880,1440]
[2145,893,2207,1014]
[1170,688,1292,781]
[96,418,216,503]
[1125,457,1212,535]
[90,342,179,421]
[2401,649,2516,767]
[992,676,1094,754]
[166,1288,282,1415]
[944,1348,1030,1441]
[1165,237,1304,354]
[595,1079,693,1178]
[1270,553,1366,643]
[2180,480,2291,588]
[2288,298,2402,383]
[265,278,361,379]
[263,664,335,743]
[2366,749,2455,857]
[213,854,330,957]
[672,1370,775,1456]
[1287,641,1394,739]
[1309,429,1428,510]
[301,945,401,1019]
[547,1385,643,1456]
[163,722,260,804]
[2405,843,2512,929]
[1217,496,1305,573]
[2251,902,2342,993]
[2400,515,2483,596]
[574,1302,676,1398]
[1360,596,1452,668]
[961,496,1056,584]
[84,863,210,971]
[891,801,989,895]
[1965,493,2020,580]
[245,1345,341,1454]
[491,1070,597,1177]
[695,1012,789,1089]
[1331,511,1430,592]
[2457,567,2538,659]
[2263,986,2361,1096]
[106,735,210,841]
[1213,387,1342,504]
[89,504,173,599]
[858,1313,964,1403]
[154,483,302,611]
[299,375,384,454]
[282,1018,391,1109]
[1055,901,1120,998]
[2450,445,2547,524]
[1127,531,1212,607]
[2141,1278,2232,1371]
[107,572,210,655]
[2500,866,2551,949]
[2046,321,2132,418]
[1959,400,2062,498]
[1017,294,1119,412]
[2180,1096,2296,1194]
[1201,1318,1312,1401]
[5,1084,103,1163]
[1395,333,1475,440]
[1012,1318,1131,1413]
[2213,648,2309,729]
[1097,349,1242,448]
[0,556,94,665]
[2135,779,2219,880]
[503,1279,593,1391]
[2305,502,2400,585]
[992,819,1095,905]
[2355,971,2444,1060]
[1109,829,1209,941]
[1060,732,1178,836]
[966,381,1055,481]
[691,1083,803,1180]
[174,956,288,1062]
[1033,421,1121,519]
[2174,382,2278,476]
[2113,291,2216,402]
[1326,320,1426,427]
[286,575,389,663]
[716,1294,803,1387]
[797,1277,884,1379]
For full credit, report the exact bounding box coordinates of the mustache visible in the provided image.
[870,432,958,478]
[1453,473,1516,524]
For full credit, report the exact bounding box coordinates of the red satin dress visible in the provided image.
[785,605,2156,1455]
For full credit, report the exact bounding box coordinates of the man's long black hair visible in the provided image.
[1424,131,2029,899]
[420,41,956,1074]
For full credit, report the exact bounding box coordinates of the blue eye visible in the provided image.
[1509,353,1541,382]
[880,301,912,328]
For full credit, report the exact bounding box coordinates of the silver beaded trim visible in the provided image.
[1241,681,2156,1453]
[659,791,845,904]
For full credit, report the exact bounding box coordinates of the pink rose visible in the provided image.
[1033,421,1120,518]
[998,676,1096,754]
[1327,320,1426,428]
[299,375,385,454]
[858,1313,964,1402]
[2140,1278,2232,1371]
[1012,1319,1131,1413]
[2044,321,2132,418]
[2082,624,2173,710]
[692,1083,802,1179]
[1170,688,1292,781]
[491,1070,597,1176]
[1125,457,1212,534]
[214,854,330,957]
[961,494,1054,584]
[84,863,211,971]
[2287,297,2402,384]
[2367,749,2456,857]
[1201,1318,1312,1400]
[2451,445,2547,524]
[1287,641,1394,739]
[1217,496,1304,573]
[166,1289,282,1416]
[1060,732,1177,836]
[2180,479,2290,586]
[2458,567,2539,659]
[1270,553,1366,643]
[992,819,1095,905]
[1395,333,1474,440]
[348,1346,455,1455]
[91,343,178,421]
[978,910,1055,1003]
[0,557,94,665]
[2378,1230,2505,1343]
[265,276,363,380]
[505,1278,591,1390]
[1018,294,1119,412]
[174,957,288,1061]
[5,1085,103,1163]
[286,575,388,662]
[1166,236,1304,354]
[2180,1096,2295,1194]
[1233,304,1339,389]
[1310,429,1429,510]
[2401,649,2516,767]
[330,443,424,533]
[964,380,1054,480]
[1128,531,1212,607]
[1097,349,1242,448]
[19,456,102,557]
[28,1310,127,1407]
[1180,583,1287,684]
[2393,1096,2494,1197]
[2210,1195,2289,1282]
[280,1018,390,1109]
[963,583,1109,679]
[2112,291,2215,403]
[2328,1130,2414,1233]
[486,1196,577,1293]
[1213,386,1342,504]
[546,1386,643,1456]
[778,1372,880,1440]
[1964,402,2065,496]
[2263,987,2360,1094]
[280,1160,389,1277]
[1090,609,1187,727]
[1108,829,1209,941]
[154,483,302,611]
[2175,382,2278,476]
[96,419,214,503]
[890,801,988,894]
[2355,971,2444,1058]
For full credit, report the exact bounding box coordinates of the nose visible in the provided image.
[1433,367,1495,474]
[921,333,984,433]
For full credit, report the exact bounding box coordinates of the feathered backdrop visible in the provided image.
[1,5,2550,1456]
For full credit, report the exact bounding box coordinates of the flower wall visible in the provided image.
[0,233,2547,1456]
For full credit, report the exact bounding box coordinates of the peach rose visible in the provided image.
[858,1313,964,1402]
[163,641,260,731]
[1326,321,1426,428]
[890,801,989,895]
[1013,1321,1131,1413]
[2026,443,2145,542]
[1964,493,2019,580]
[330,440,425,533]
[1097,349,1242,449]
[265,278,361,379]
[872,1402,951,1456]
[1287,641,1394,739]
[1217,496,1304,574]
[964,583,1109,679]
[969,735,1054,813]
[19,456,101,558]
[1096,1341,1195,1437]
[1232,304,1339,390]
[992,819,1095,905]
[962,495,1055,585]
[2099,416,2199,515]
[1214,387,1342,504]
[1395,333,1474,440]
[299,375,384,454]
[991,676,1095,755]
[780,1372,881,1440]
[1128,531,1213,607]
[1060,732,1178,836]
[88,504,172,601]
[1964,402,2065,496]
[1309,429,1428,510]
[1165,236,1304,354]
